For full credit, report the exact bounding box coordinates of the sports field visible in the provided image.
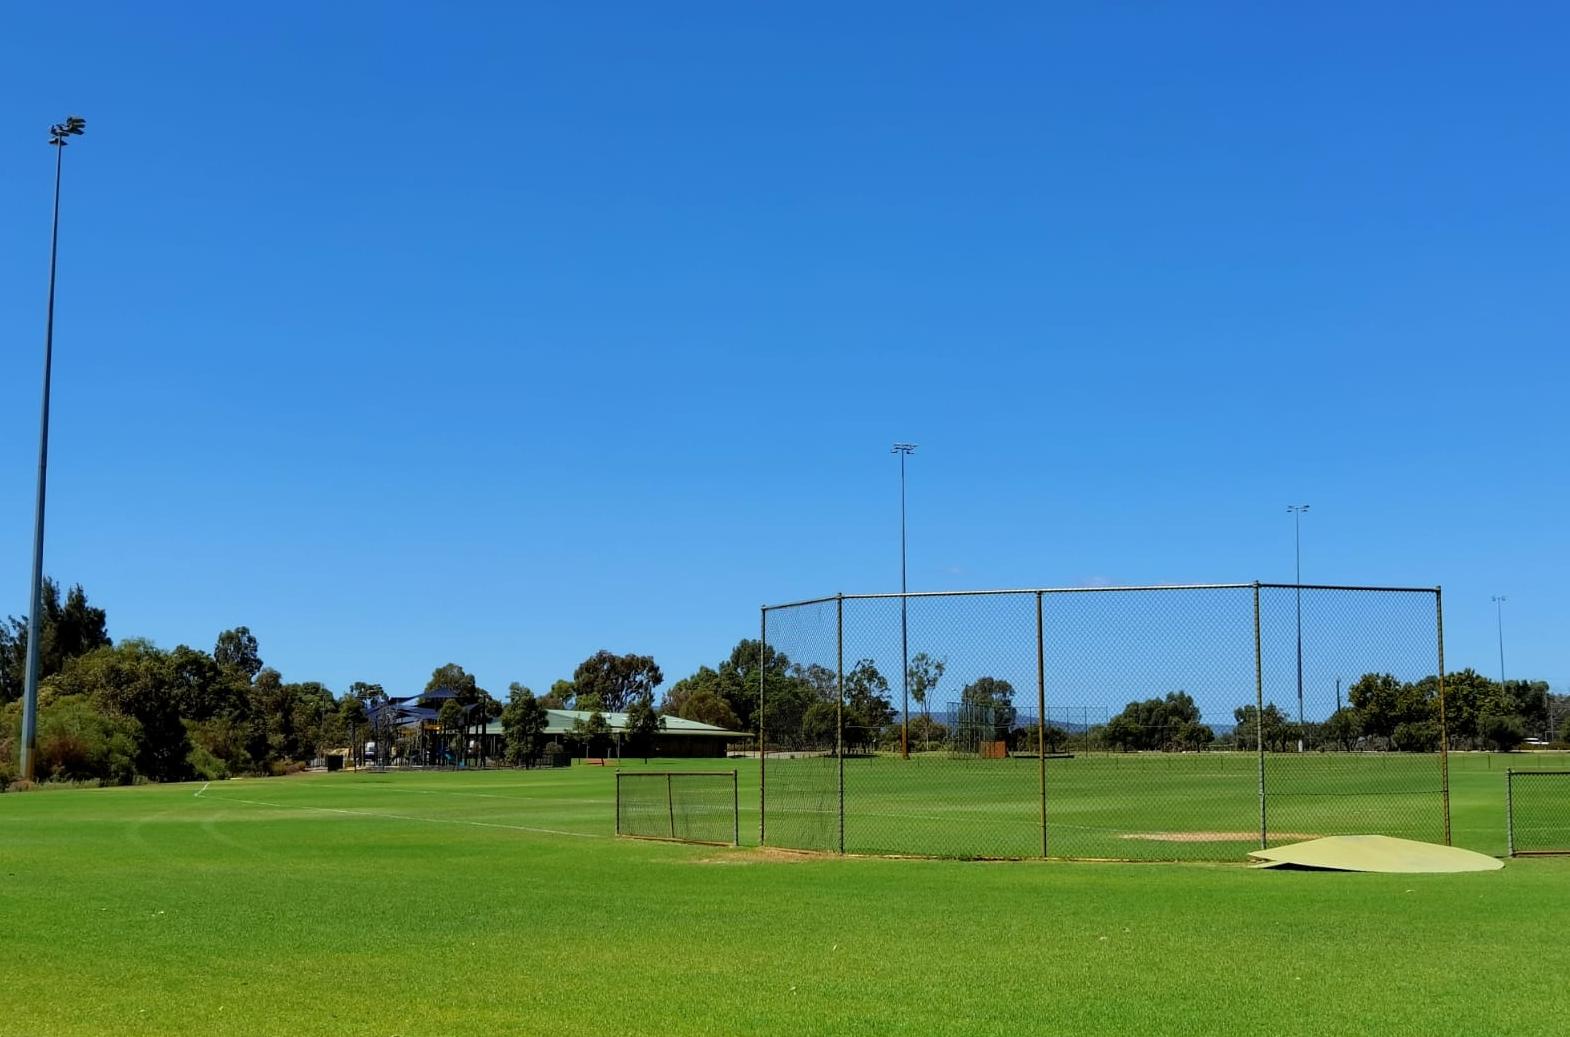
[765,751,1507,860]
[2,758,1567,1036]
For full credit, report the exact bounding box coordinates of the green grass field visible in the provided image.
[2,757,1568,1036]
[763,750,1557,859]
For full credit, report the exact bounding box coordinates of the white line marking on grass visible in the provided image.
[388,787,610,805]
[199,793,608,840]
[195,782,210,798]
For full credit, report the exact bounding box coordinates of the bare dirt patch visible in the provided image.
[1121,831,1317,843]
[693,847,825,865]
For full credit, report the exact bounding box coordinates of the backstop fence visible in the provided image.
[759,584,1449,860]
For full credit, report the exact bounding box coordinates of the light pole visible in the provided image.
[1490,596,1507,687]
[893,443,917,760]
[1491,595,1516,731]
[19,115,86,783]
[1287,505,1309,752]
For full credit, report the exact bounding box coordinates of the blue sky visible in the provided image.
[2,2,1566,701]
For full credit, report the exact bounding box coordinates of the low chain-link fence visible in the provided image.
[1506,770,1570,856]
[759,584,1449,860]
[616,771,739,845]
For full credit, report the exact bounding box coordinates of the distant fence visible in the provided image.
[1506,770,1570,856]
[616,771,739,846]
[759,584,1449,860]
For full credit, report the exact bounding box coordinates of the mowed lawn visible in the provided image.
[1,759,1568,1037]
[762,750,1557,859]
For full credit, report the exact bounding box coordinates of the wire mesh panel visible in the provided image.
[616,772,738,845]
[1507,771,1570,855]
[759,599,841,853]
[841,593,1042,857]
[1258,586,1446,848]
[761,584,1447,860]
[1042,586,1258,861]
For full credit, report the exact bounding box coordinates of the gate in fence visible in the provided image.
[1506,770,1570,856]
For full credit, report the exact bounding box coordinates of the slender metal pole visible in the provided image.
[1036,591,1047,858]
[19,139,70,784]
[1294,508,1305,753]
[758,607,767,846]
[1436,587,1451,845]
[1505,769,1515,857]
[1493,596,1507,689]
[899,448,910,759]
[1254,582,1267,849]
[836,593,845,855]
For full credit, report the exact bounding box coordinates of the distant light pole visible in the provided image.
[893,443,917,760]
[1490,595,1507,685]
[19,115,87,783]
[1287,505,1310,752]
[1491,594,1515,729]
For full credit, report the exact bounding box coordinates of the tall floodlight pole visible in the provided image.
[1287,505,1310,753]
[893,444,917,760]
[1491,595,1513,728]
[19,115,87,783]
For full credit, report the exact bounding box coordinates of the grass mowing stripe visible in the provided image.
[196,789,610,839]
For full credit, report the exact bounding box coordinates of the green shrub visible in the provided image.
[36,697,139,784]
[186,744,231,781]
[1391,720,1441,753]
[1479,713,1527,752]
[185,717,251,776]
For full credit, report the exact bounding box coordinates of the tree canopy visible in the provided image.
[500,684,548,765]
[570,650,663,712]
[0,579,111,703]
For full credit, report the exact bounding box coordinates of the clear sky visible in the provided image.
[2,2,1565,702]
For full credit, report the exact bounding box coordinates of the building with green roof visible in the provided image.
[481,709,742,759]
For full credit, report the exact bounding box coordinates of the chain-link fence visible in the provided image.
[616,771,739,845]
[1506,770,1570,856]
[759,584,1449,860]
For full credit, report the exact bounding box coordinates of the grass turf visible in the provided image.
[1,757,1567,1036]
[763,750,1553,859]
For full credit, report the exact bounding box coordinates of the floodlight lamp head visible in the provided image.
[891,442,917,455]
[48,115,86,146]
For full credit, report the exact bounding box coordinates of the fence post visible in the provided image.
[614,772,621,835]
[732,768,740,847]
[836,593,845,855]
[1505,769,1515,857]
[1435,586,1452,845]
[1036,590,1048,858]
[1254,582,1267,849]
[666,772,676,839]
[758,606,767,847]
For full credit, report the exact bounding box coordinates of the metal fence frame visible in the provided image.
[615,770,740,846]
[1506,769,1570,856]
[759,582,1450,859]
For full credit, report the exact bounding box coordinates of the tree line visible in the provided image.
[0,582,680,786]
[0,584,345,785]
[6,581,1564,787]
[1232,670,1557,753]
[1052,669,1561,754]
